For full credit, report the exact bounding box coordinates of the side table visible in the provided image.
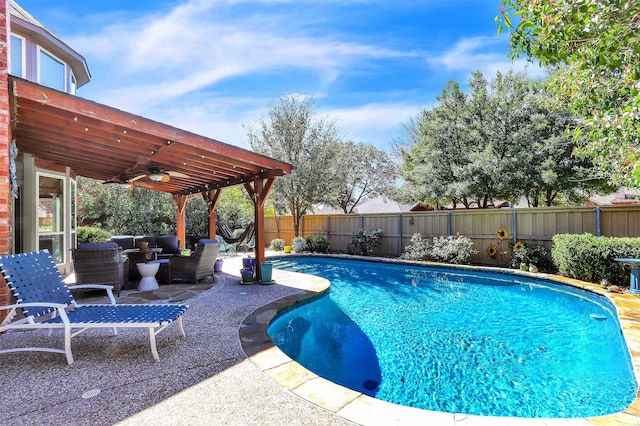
[137,262,160,291]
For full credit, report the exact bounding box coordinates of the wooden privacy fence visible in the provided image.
[264,205,640,265]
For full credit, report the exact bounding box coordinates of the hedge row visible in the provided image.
[552,233,640,286]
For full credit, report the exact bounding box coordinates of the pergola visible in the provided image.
[9,76,293,279]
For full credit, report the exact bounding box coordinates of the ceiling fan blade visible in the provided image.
[135,181,155,190]
[167,171,190,179]
[128,174,147,183]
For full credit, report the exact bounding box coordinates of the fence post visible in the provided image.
[595,207,601,236]
[512,209,517,243]
[447,211,451,236]
[398,213,403,256]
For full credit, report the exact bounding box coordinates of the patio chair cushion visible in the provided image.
[156,236,180,258]
[110,236,135,249]
[197,239,218,244]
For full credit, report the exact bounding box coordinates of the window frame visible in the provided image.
[9,33,26,78]
[37,46,67,92]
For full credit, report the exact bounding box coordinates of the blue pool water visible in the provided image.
[267,257,638,418]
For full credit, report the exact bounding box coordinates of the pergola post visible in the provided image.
[172,195,189,249]
[244,178,275,280]
[203,189,221,239]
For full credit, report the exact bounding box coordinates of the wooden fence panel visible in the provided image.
[301,215,329,237]
[264,216,295,245]
[600,207,640,237]
[400,212,449,256]
[259,205,640,264]
[515,207,596,242]
[325,215,361,252]
[449,210,513,264]
[362,214,400,256]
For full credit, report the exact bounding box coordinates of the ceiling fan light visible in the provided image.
[148,173,164,182]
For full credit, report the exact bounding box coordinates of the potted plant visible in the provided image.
[214,258,223,272]
[240,268,255,284]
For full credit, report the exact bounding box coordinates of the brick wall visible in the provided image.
[0,0,12,312]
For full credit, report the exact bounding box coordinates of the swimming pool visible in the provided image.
[267,256,638,418]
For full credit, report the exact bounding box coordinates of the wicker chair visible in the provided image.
[169,240,220,283]
[71,242,129,296]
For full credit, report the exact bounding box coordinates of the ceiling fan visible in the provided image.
[128,167,190,183]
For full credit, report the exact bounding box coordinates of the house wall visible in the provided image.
[0,0,13,311]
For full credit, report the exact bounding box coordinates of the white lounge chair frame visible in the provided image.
[0,250,188,364]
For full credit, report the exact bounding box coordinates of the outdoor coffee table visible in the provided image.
[136,262,160,291]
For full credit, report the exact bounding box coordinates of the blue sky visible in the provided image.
[17,0,538,151]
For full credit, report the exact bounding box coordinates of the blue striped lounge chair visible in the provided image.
[0,250,188,364]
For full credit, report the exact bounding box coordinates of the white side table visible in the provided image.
[137,262,160,291]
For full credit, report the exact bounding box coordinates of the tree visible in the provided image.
[325,141,397,213]
[399,71,528,208]
[507,91,617,206]
[77,177,176,235]
[246,95,339,236]
[398,70,614,208]
[397,80,474,208]
[497,0,640,185]
[215,186,254,231]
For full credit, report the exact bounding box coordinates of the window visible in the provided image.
[70,72,77,95]
[38,48,65,91]
[37,174,65,264]
[10,34,24,77]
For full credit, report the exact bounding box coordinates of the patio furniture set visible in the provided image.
[71,237,221,294]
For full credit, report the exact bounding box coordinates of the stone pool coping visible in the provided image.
[239,254,640,426]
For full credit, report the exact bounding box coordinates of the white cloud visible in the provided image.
[324,102,425,148]
[70,0,413,113]
[429,36,545,79]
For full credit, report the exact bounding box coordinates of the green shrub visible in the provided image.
[430,235,477,264]
[402,233,432,261]
[511,241,553,272]
[292,236,306,253]
[351,228,382,256]
[77,226,111,243]
[552,233,640,285]
[306,235,331,253]
[269,238,285,251]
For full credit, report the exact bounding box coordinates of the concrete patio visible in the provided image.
[0,253,354,425]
